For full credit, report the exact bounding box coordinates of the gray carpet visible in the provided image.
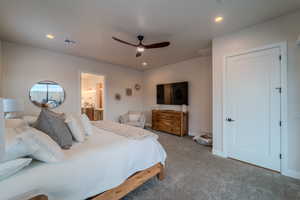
[123,131,300,200]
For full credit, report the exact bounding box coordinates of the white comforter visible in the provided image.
[0,126,167,200]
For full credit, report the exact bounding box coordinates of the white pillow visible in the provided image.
[65,115,85,142]
[5,119,27,128]
[0,158,32,181]
[81,114,93,136]
[20,127,65,163]
[129,114,140,122]
[3,127,64,163]
[3,127,36,162]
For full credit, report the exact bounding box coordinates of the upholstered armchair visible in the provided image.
[119,111,146,128]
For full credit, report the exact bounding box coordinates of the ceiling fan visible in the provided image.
[112,35,170,57]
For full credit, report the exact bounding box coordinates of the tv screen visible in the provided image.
[157,82,188,105]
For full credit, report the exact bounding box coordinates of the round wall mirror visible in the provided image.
[29,81,65,109]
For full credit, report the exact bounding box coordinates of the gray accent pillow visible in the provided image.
[34,109,72,149]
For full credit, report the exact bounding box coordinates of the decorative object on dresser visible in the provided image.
[152,110,188,136]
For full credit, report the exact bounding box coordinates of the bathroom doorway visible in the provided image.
[80,73,105,121]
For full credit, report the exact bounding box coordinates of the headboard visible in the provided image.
[0,99,5,161]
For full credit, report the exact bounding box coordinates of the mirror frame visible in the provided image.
[29,80,66,109]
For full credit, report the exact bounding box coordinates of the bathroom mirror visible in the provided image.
[29,81,65,109]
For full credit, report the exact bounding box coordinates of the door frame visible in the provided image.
[222,42,288,174]
[78,70,107,120]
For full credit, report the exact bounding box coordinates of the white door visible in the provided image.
[225,47,281,171]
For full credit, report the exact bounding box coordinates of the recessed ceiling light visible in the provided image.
[46,34,55,39]
[215,16,223,23]
[142,62,148,66]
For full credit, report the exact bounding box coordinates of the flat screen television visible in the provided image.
[157,82,188,105]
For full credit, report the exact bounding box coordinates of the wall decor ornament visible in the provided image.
[126,88,133,96]
[134,84,141,91]
[115,93,121,101]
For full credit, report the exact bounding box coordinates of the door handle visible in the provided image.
[226,118,235,122]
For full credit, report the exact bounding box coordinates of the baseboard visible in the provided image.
[282,169,300,179]
[212,149,227,158]
[212,150,300,179]
[145,123,152,128]
[188,132,198,136]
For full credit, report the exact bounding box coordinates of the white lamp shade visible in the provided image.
[3,99,23,113]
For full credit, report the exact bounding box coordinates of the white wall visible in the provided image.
[1,42,143,121]
[213,11,300,178]
[0,40,3,96]
[0,99,4,162]
[143,57,212,136]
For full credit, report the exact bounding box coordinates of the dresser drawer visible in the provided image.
[152,110,188,136]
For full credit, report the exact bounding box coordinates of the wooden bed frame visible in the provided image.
[30,163,165,200]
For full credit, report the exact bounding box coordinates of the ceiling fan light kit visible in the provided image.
[112,35,170,57]
[137,46,145,52]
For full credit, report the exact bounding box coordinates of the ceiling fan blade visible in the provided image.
[136,52,142,57]
[144,42,170,49]
[112,37,138,47]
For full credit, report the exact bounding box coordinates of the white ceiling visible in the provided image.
[0,0,299,70]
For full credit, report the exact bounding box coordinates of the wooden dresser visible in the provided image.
[152,110,188,136]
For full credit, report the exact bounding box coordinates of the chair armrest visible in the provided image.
[138,114,146,128]
[119,114,129,124]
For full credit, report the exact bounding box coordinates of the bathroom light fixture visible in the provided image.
[215,16,223,23]
[46,34,55,39]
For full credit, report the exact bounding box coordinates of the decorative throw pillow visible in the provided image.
[2,127,36,162]
[34,109,72,149]
[0,158,32,181]
[20,127,64,163]
[129,114,140,122]
[65,115,85,142]
[3,127,64,163]
[81,114,93,136]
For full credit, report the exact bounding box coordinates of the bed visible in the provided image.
[0,105,167,200]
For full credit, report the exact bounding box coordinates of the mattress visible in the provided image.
[0,126,167,200]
